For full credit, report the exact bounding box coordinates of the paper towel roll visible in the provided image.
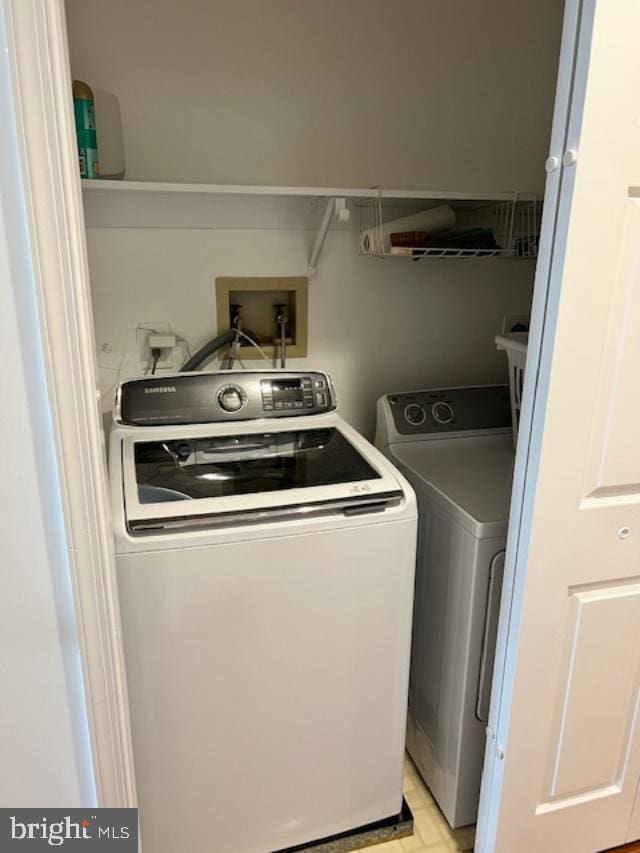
[94,90,125,179]
[360,204,455,254]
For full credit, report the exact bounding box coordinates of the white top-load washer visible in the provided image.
[376,385,514,829]
[110,370,417,853]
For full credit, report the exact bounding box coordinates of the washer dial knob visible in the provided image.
[404,403,426,426]
[217,385,246,413]
[432,401,454,424]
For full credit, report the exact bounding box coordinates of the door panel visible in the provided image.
[480,1,640,850]
[585,197,640,500]
[542,581,640,804]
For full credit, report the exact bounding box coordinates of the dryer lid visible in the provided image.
[390,434,514,538]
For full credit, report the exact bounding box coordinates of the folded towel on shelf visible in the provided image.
[422,228,500,250]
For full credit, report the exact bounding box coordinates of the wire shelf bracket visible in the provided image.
[308,197,349,278]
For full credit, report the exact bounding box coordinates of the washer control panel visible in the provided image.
[116,371,335,426]
[386,386,511,436]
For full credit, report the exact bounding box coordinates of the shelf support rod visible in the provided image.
[308,197,349,278]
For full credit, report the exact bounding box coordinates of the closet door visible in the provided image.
[478,1,640,851]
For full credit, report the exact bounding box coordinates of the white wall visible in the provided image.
[0,3,94,806]
[90,225,535,437]
[65,0,563,193]
[68,0,558,435]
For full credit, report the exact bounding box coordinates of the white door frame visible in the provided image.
[2,0,596,825]
[1,0,136,806]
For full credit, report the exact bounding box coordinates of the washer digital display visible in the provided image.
[271,379,305,403]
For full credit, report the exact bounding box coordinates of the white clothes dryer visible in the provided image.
[376,385,514,828]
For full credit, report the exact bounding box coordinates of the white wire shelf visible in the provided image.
[383,246,509,259]
[356,193,542,261]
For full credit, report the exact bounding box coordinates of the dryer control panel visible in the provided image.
[386,385,511,436]
[116,371,335,426]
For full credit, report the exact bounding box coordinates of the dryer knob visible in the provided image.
[404,403,426,426]
[432,401,454,424]
[218,385,245,413]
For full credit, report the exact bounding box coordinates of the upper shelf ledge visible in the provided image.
[81,179,537,203]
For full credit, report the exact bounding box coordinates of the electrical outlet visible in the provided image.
[137,321,173,370]
[502,314,530,334]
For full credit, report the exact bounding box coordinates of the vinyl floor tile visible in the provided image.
[360,755,475,853]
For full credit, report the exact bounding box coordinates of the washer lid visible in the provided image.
[390,434,514,538]
[116,414,410,535]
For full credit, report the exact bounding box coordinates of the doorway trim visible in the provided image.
[2,0,136,806]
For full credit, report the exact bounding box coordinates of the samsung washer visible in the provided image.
[376,385,514,828]
[110,370,417,853]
